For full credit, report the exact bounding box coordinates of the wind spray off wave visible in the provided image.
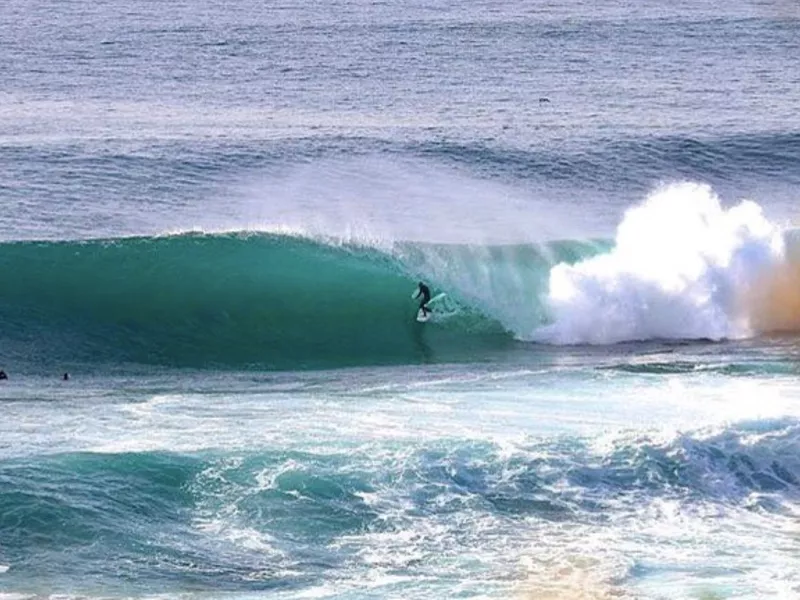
[535,183,787,344]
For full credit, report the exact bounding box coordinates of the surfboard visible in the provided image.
[415,292,446,322]
[427,292,446,306]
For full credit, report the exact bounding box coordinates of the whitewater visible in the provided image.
[2,0,800,599]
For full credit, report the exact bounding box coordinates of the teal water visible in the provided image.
[0,234,615,370]
[2,0,800,598]
[1,366,799,599]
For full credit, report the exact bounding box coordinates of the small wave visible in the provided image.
[1,418,797,594]
[414,132,800,187]
[598,360,800,376]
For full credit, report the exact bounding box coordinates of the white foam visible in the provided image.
[534,182,785,344]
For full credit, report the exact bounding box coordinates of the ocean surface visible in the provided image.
[2,1,800,598]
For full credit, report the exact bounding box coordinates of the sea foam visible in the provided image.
[534,182,785,344]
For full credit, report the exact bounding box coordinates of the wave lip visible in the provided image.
[533,182,786,345]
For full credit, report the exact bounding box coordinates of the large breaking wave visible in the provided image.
[0,233,517,370]
[0,182,797,370]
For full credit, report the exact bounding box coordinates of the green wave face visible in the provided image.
[0,233,607,370]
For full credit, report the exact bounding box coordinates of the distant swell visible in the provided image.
[414,132,800,187]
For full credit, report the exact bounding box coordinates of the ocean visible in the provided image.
[1,1,800,598]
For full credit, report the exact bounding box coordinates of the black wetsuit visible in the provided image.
[418,283,432,313]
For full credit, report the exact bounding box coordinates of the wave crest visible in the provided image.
[534,182,786,344]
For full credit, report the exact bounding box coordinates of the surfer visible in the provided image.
[414,281,432,318]
[0,370,7,380]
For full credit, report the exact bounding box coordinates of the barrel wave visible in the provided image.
[2,183,795,371]
[1,233,599,370]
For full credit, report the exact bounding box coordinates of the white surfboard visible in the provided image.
[415,292,446,322]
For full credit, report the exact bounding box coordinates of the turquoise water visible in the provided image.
[1,366,799,598]
[1,0,800,598]
[0,234,616,369]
